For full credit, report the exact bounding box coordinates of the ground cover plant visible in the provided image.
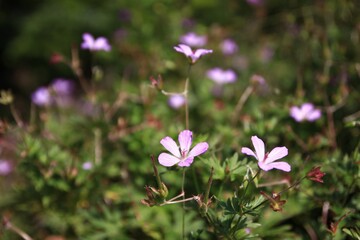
[0,0,359,239]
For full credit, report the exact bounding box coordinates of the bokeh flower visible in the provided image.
[241,136,290,172]
[180,32,207,47]
[81,33,111,52]
[207,68,237,85]
[51,79,74,96]
[247,0,264,7]
[174,44,213,64]
[168,94,186,109]
[158,130,209,167]
[0,160,12,175]
[82,162,93,170]
[220,39,238,55]
[290,103,321,122]
[31,87,52,106]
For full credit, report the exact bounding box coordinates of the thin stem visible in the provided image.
[277,176,306,195]
[160,195,199,206]
[181,168,186,240]
[70,45,91,95]
[151,155,163,189]
[3,218,33,240]
[324,96,337,149]
[167,192,185,202]
[241,169,260,202]
[184,64,192,130]
[232,85,254,125]
[204,167,214,205]
[10,103,23,128]
[94,128,102,165]
[184,77,189,130]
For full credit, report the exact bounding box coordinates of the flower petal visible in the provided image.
[241,147,257,159]
[266,147,288,164]
[174,44,193,57]
[301,103,315,114]
[307,109,321,121]
[251,136,265,162]
[179,130,192,153]
[188,142,209,158]
[94,37,111,51]
[160,136,181,158]
[194,49,213,58]
[82,33,94,49]
[178,157,194,167]
[290,106,303,122]
[259,161,291,172]
[158,153,180,167]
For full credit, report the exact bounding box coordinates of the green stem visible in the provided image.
[181,64,192,239]
[184,78,189,130]
[241,169,260,204]
[182,168,186,240]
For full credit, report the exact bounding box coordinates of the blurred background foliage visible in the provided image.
[0,0,359,239]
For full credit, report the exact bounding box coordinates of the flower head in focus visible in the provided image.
[174,44,213,64]
[31,87,52,106]
[241,136,290,172]
[306,166,325,183]
[168,94,186,109]
[158,130,209,167]
[207,68,237,85]
[290,103,321,122]
[180,32,207,47]
[220,39,238,55]
[81,33,111,52]
[260,191,287,212]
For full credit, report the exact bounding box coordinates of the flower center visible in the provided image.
[181,149,187,159]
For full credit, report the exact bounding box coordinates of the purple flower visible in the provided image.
[32,87,52,106]
[207,68,237,85]
[220,39,238,55]
[174,44,213,64]
[158,130,209,167]
[241,136,290,172]
[0,160,12,175]
[168,94,186,109]
[247,0,264,6]
[180,32,207,47]
[81,33,111,52]
[51,79,74,95]
[82,161,93,170]
[259,45,274,63]
[290,103,321,122]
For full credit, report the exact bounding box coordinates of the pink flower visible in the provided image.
[82,161,93,170]
[241,136,290,172]
[290,103,321,122]
[220,39,238,55]
[31,87,52,106]
[0,160,12,175]
[247,0,264,7]
[168,94,186,109]
[180,32,207,47]
[158,130,209,167]
[174,44,213,64]
[51,79,74,96]
[207,68,237,85]
[81,33,111,52]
